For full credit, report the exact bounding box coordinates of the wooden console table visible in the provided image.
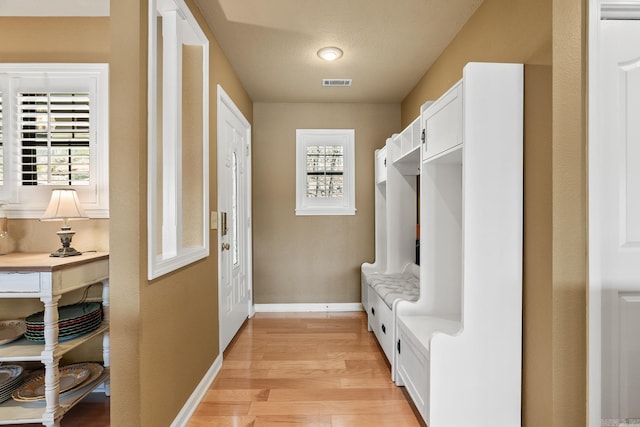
[0,252,109,427]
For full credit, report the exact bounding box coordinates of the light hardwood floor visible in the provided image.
[187,311,424,427]
[6,311,422,426]
[3,392,110,427]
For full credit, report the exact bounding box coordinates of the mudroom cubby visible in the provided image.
[395,62,524,426]
[361,116,421,370]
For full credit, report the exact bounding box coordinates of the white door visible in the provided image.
[218,86,252,353]
[590,7,640,424]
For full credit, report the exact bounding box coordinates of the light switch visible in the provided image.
[210,211,218,230]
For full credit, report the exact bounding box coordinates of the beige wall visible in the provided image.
[109,2,144,424]
[110,0,252,425]
[551,0,587,424]
[401,0,552,126]
[0,16,111,253]
[0,16,111,363]
[2,0,589,425]
[523,64,553,427]
[401,0,588,425]
[0,17,109,63]
[252,103,399,304]
[1,4,249,426]
[0,2,250,426]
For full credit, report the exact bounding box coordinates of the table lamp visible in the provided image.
[41,189,88,257]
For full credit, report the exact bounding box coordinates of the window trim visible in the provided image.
[295,128,356,216]
[0,63,109,219]
[147,0,210,280]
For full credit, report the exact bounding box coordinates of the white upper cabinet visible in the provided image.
[421,81,463,162]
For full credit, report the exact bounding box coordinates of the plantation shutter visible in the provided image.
[305,144,344,198]
[17,92,91,186]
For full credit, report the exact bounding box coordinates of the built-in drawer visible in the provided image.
[368,287,394,363]
[0,272,42,293]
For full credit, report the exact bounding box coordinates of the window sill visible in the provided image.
[295,207,356,216]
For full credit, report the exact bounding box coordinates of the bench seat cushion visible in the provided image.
[367,272,419,309]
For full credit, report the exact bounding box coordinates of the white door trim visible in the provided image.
[588,5,602,426]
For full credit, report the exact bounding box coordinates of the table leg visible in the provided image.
[40,294,61,426]
[102,279,111,396]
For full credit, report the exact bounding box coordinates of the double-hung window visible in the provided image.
[0,64,109,218]
[296,129,356,216]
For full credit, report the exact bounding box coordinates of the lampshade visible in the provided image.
[41,189,88,222]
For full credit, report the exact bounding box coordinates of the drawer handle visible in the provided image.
[381,323,386,334]
[371,307,375,316]
[397,339,401,354]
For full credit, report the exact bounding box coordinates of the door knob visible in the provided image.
[221,243,230,251]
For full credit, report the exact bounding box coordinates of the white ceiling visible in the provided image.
[192,0,483,103]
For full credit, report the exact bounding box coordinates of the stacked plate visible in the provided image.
[24,302,103,343]
[0,320,26,346]
[12,362,104,402]
[0,365,25,403]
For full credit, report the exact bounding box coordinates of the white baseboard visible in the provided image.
[254,303,363,313]
[170,354,223,427]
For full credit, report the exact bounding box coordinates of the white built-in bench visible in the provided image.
[363,63,523,427]
[363,263,419,364]
[361,117,421,369]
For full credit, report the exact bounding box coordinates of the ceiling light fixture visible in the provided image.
[317,47,343,62]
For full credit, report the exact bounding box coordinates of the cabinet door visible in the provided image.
[375,147,387,184]
[374,299,393,363]
[422,81,463,161]
[397,322,430,423]
[367,287,393,362]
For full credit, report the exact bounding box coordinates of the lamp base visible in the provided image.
[49,225,82,257]
[50,246,82,257]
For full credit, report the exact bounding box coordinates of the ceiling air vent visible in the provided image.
[322,79,352,87]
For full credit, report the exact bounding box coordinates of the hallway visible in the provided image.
[187,312,423,426]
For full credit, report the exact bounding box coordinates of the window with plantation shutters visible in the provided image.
[296,129,356,216]
[18,92,91,186]
[0,64,109,218]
